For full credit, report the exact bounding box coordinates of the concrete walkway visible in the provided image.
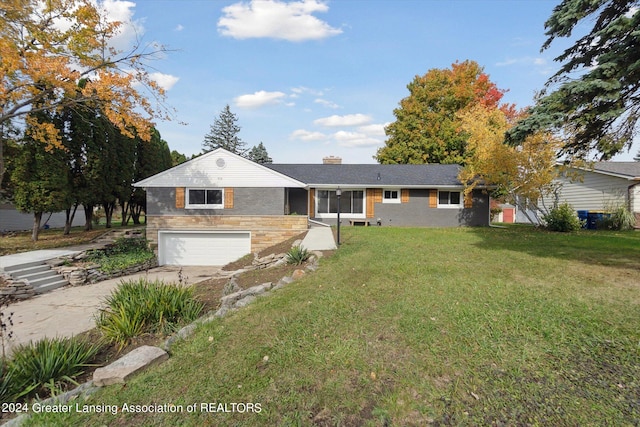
[300,225,337,250]
[4,265,217,355]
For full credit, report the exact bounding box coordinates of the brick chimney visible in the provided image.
[323,156,342,164]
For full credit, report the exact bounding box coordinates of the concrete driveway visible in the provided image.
[4,265,219,354]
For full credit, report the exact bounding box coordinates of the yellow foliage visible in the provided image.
[458,105,564,207]
[0,0,171,149]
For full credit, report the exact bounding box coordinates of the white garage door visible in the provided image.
[158,231,251,266]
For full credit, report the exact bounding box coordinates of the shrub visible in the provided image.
[598,206,636,231]
[96,278,204,349]
[86,237,155,273]
[8,337,101,399]
[542,203,584,232]
[286,245,310,265]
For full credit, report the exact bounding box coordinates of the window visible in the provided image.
[383,189,400,204]
[316,190,364,215]
[187,188,223,208]
[438,191,461,207]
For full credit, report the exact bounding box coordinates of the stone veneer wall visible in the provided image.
[146,215,309,253]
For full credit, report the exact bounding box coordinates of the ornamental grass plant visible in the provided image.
[96,278,204,350]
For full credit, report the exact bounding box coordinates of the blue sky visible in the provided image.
[107,0,638,163]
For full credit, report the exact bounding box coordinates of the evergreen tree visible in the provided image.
[202,105,247,155]
[634,148,640,162]
[12,111,71,241]
[171,150,188,166]
[247,142,272,164]
[507,1,640,159]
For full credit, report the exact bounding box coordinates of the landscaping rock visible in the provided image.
[292,269,306,280]
[93,345,168,387]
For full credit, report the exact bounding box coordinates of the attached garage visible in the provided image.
[158,231,251,266]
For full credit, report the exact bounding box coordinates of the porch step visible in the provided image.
[3,260,69,294]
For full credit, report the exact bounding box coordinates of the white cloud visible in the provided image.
[314,113,372,127]
[150,72,179,90]
[175,24,184,31]
[291,86,324,96]
[358,123,388,136]
[332,131,381,148]
[496,56,553,75]
[314,98,340,109]
[290,129,327,141]
[234,90,287,108]
[99,0,145,52]
[218,0,342,41]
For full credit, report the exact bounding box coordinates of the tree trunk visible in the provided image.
[32,212,42,242]
[131,204,142,225]
[64,204,78,235]
[121,202,130,226]
[84,205,93,231]
[103,202,114,228]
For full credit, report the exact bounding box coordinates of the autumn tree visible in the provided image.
[506,1,640,159]
[202,105,247,155]
[376,60,507,164]
[247,142,272,164]
[459,105,564,223]
[0,0,171,188]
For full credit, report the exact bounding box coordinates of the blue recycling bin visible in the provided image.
[587,211,605,230]
[576,210,588,229]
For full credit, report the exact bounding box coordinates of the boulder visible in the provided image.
[93,345,168,387]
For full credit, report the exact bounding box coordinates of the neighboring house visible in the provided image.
[134,149,490,266]
[0,202,84,232]
[543,162,640,226]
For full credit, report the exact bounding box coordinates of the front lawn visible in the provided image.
[25,227,640,426]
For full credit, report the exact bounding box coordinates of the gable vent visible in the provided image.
[216,158,226,168]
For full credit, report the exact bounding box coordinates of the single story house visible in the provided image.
[134,148,490,266]
[542,162,640,226]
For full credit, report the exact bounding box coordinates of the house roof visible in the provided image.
[592,162,640,179]
[134,148,306,188]
[265,163,467,187]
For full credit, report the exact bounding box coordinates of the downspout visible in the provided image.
[628,179,640,227]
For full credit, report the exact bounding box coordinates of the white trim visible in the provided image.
[134,148,307,188]
[315,188,366,217]
[382,189,401,204]
[437,190,462,209]
[185,188,224,209]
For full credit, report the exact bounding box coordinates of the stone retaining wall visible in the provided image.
[0,274,35,302]
[48,258,158,287]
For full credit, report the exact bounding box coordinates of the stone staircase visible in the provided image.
[3,260,68,294]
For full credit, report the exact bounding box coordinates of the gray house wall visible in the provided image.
[374,189,489,227]
[301,188,489,227]
[147,187,286,216]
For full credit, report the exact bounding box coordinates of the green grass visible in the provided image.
[25,227,640,426]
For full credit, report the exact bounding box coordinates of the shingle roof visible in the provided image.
[264,163,465,187]
[593,162,640,178]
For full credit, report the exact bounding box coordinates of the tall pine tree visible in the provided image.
[202,104,247,155]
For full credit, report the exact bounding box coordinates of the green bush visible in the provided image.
[598,206,636,231]
[96,278,204,349]
[542,203,584,232]
[286,245,311,265]
[7,337,101,400]
[86,237,155,273]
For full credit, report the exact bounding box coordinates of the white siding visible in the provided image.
[135,149,305,189]
[544,170,633,212]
